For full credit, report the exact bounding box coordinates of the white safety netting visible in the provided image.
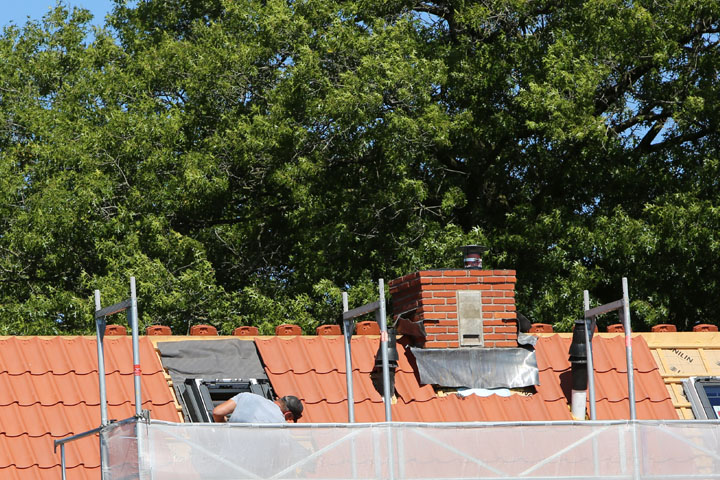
[105,420,720,479]
[101,419,143,479]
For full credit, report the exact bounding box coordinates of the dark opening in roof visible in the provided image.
[181,378,274,422]
[157,339,271,422]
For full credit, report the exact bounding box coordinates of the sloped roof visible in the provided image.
[256,335,573,422]
[255,334,677,423]
[536,335,677,420]
[0,332,679,479]
[0,336,180,480]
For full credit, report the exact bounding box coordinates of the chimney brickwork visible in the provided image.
[389,269,518,348]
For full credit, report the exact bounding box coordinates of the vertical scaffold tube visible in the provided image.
[583,290,597,420]
[342,292,355,423]
[378,279,392,422]
[94,291,109,426]
[94,290,110,479]
[60,444,67,480]
[624,280,640,480]
[129,277,142,416]
[622,277,637,420]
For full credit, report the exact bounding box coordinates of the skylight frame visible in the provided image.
[683,376,720,420]
[178,378,275,423]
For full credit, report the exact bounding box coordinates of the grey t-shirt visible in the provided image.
[228,392,285,423]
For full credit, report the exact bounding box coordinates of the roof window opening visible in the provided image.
[683,377,720,419]
[156,339,273,423]
[180,378,275,423]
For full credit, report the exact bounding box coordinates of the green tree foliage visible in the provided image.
[1,1,718,334]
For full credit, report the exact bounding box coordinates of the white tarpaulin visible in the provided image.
[102,419,720,479]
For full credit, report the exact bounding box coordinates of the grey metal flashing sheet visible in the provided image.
[517,332,538,346]
[409,347,539,389]
[157,339,267,383]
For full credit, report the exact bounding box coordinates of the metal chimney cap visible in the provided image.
[460,245,489,269]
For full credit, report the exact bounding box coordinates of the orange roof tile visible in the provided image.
[0,331,679,479]
[255,336,571,423]
[0,336,180,480]
[534,335,677,420]
[256,334,676,423]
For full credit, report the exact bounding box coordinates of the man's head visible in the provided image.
[278,395,303,422]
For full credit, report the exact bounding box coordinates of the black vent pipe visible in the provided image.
[569,320,591,419]
[372,329,398,397]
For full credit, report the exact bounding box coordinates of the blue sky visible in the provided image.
[0,1,113,28]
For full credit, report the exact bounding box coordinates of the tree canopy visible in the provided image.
[1,0,719,335]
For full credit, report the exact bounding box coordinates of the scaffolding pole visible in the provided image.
[341,278,392,422]
[94,291,109,427]
[584,278,636,420]
[583,290,597,421]
[622,277,636,420]
[93,278,143,479]
[377,279,392,423]
[342,292,355,423]
[129,277,142,416]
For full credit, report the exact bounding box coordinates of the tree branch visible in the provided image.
[636,118,667,152]
[595,20,719,117]
[637,126,712,154]
[610,106,666,135]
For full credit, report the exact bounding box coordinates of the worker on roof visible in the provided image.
[212,393,304,423]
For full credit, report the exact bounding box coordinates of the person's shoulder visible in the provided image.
[235,392,269,404]
[232,392,253,403]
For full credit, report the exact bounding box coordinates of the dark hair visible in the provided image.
[281,396,303,420]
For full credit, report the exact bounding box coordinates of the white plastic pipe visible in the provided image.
[571,390,587,420]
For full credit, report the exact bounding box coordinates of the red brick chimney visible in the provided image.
[389,269,518,348]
